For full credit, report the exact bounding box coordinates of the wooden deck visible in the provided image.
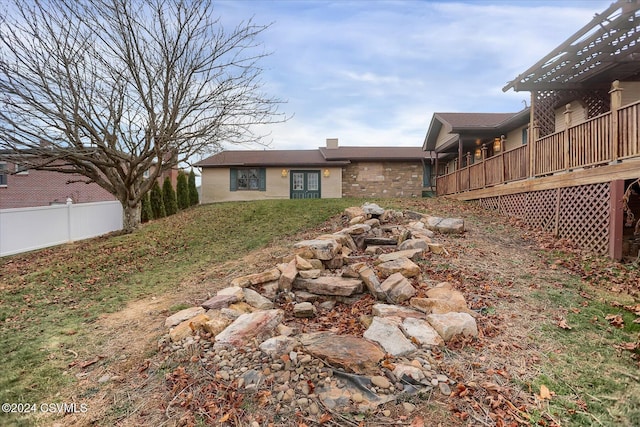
[436,99,640,200]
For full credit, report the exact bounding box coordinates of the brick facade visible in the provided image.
[0,162,116,209]
[341,161,424,198]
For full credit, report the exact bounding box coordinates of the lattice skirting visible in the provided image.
[479,182,611,255]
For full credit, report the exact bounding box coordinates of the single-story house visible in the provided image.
[195,139,437,203]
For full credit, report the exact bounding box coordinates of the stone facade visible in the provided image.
[341,161,424,198]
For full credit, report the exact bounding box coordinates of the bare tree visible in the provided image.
[0,0,286,231]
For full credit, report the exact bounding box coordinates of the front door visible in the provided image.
[290,170,321,199]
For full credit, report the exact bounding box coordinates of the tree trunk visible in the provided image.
[122,201,141,233]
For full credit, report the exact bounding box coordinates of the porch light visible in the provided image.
[281,169,288,177]
[493,137,502,153]
[474,148,482,160]
[323,169,330,177]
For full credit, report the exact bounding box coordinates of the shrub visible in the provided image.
[188,169,199,206]
[163,176,178,216]
[141,192,153,222]
[177,171,189,210]
[150,180,165,219]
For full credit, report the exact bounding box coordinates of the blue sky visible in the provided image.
[212,0,612,152]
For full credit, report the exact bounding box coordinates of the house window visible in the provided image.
[522,127,528,145]
[230,168,266,191]
[15,163,28,174]
[0,162,7,186]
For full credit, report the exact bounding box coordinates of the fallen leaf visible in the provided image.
[569,308,581,314]
[539,384,552,400]
[410,415,425,427]
[605,314,624,328]
[557,318,572,330]
[318,413,332,424]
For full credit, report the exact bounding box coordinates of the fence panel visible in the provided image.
[0,201,122,257]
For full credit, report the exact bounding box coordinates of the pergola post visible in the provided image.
[609,80,622,162]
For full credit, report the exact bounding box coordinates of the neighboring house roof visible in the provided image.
[504,0,640,92]
[423,109,530,152]
[196,146,435,168]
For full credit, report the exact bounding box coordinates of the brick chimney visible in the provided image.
[326,138,339,149]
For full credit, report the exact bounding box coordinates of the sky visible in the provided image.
[211,0,612,153]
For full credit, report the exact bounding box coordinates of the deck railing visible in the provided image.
[436,99,640,196]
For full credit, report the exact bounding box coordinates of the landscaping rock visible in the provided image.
[426,312,478,341]
[293,239,341,260]
[278,258,297,292]
[169,313,210,342]
[398,238,431,251]
[300,332,385,375]
[293,302,316,318]
[379,272,416,304]
[400,317,444,347]
[293,276,363,296]
[231,268,281,288]
[358,265,386,300]
[362,202,385,216]
[377,248,424,263]
[371,304,426,319]
[164,306,205,328]
[201,294,239,310]
[243,288,275,309]
[214,309,284,347]
[377,257,421,279]
[363,317,417,357]
[424,216,465,234]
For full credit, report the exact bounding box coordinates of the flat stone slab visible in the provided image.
[364,237,397,246]
[202,294,239,310]
[300,332,385,375]
[363,317,417,357]
[377,257,421,279]
[426,312,478,342]
[231,268,281,287]
[401,317,444,347]
[377,248,424,263]
[293,276,363,296]
[398,239,430,251]
[215,309,284,347]
[164,306,205,328]
[243,288,274,310]
[372,304,426,319]
[293,239,341,260]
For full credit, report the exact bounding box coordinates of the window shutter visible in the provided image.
[258,168,266,191]
[230,168,237,191]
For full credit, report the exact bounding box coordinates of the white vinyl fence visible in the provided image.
[0,200,123,257]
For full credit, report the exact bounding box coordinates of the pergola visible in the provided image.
[503,0,640,137]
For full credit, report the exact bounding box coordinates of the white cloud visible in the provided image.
[215,0,612,151]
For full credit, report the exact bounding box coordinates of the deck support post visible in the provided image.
[609,179,624,260]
